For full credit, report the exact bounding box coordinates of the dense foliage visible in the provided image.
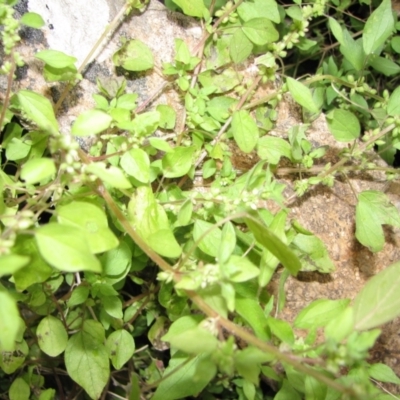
[1,0,400,398]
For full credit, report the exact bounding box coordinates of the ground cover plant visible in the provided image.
[1,0,400,398]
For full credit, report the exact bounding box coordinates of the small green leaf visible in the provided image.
[257,136,291,164]
[101,241,132,277]
[86,163,132,189]
[230,28,253,64]
[0,291,23,351]
[368,363,400,384]
[387,86,400,116]
[340,33,365,71]
[147,229,182,258]
[328,17,344,45]
[21,158,56,184]
[294,299,350,329]
[223,255,259,282]
[9,377,30,400]
[162,146,196,178]
[72,109,112,136]
[35,50,77,68]
[325,307,354,342]
[242,18,279,46]
[369,56,400,76]
[65,321,109,400]
[35,223,102,273]
[68,286,90,307]
[130,111,160,137]
[193,219,222,257]
[57,201,119,254]
[106,330,135,370]
[236,296,269,340]
[37,316,68,357]
[20,12,45,28]
[363,0,394,55]
[268,317,294,345]
[326,109,360,142]
[157,104,176,129]
[16,90,59,135]
[102,296,123,319]
[355,191,400,252]
[218,222,236,264]
[0,254,29,277]
[171,0,206,17]
[174,38,191,64]
[353,261,400,330]
[286,78,319,114]
[231,110,259,153]
[120,148,150,183]
[113,39,154,71]
[237,0,280,23]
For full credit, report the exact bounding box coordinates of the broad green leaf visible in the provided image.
[286,78,319,114]
[149,137,173,153]
[235,347,274,384]
[21,158,56,184]
[17,90,59,135]
[37,316,68,357]
[340,33,365,71]
[353,261,400,330]
[328,17,344,45]
[206,96,237,122]
[35,50,77,68]
[35,223,102,272]
[101,241,132,277]
[363,0,394,55]
[355,191,400,252]
[236,296,269,340]
[294,299,350,329]
[368,363,400,384]
[112,40,154,71]
[198,68,241,93]
[268,317,295,345]
[21,12,45,28]
[72,109,112,136]
[120,148,150,183]
[257,136,291,164]
[223,255,259,282]
[6,137,31,161]
[245,217,301,275]
[174,38,191,64]
[86,163,132,189]
[102,295,123,319]
[237,0,280,23]
[0,254,29,277]
[231,110,259,153]
[369,56,400,76]
[305,375,327,400]
[9,377,30,400]
[68,286,90,307]
[147,229,182,258]
[0,291,23,351]
[162,146,196,178]
[65,323,109,400]
[0,340,28,374]
[176,200,193,227]
[326,109,360,142]
[230,28,253,64]
[43,64,79,82]
[242,18,279,46]
[193,219,222,257]
[152,354,216,400]
[171,0,206,17]
[218,222,236,264]
[387,86,400,116]
[325,307,354,342]
[106,329,135,370]
[57,201,119,254]
[162,315,204,342]
[157,104,176,129]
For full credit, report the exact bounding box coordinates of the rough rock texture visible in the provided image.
[9,0,400,393]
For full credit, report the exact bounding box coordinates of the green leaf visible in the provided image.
[257,136,291,164]
[242,18,279,46]
[340,33,365,71]
[353,261,400,330]
[35,50,77,68]
[37,316,68,357]
[193,219,222,257]
[171,0,206,17]
[0,340,28,374]
[387,86,400,116]
[16,90,59,135]
[130,111,160,136]
[326,109,360,142]
[157,104,176,129]
[152,353,216,400]
[325,307,354,342]
[355,191,400,252]
[21,11,45,28]
[57,201,119,254]
[328,17,344,45]
[86,163,132,189]
[223,255,259,282]
[305,375,327,400]
[294,299,350,329]
[236,296,269,340]
[363,0,394,55]
[231,110,259,153]
[68,286,90,307]
[268,317,295,345]
[368,363,400,384]
[72,109,112,136]
[9,377,30,400]
[112,40,154,71]
[245,217,301,275]
[369,56,400,76]
[120,148,150,183]
[65,321,109,400]
[20,158,56,184]
[286,78,319,114]
[162,146,196,178]
[230,28,253,64]
[147,229,182,258]
[0,254,29,277]
[35,223,102,273]
[218,222,236,264]
[106,329,135,370]
[162,315,204,342]
[0,291,23,351]
[101,241,132,277]
[237,0,280,23]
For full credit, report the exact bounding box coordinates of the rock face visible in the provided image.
[9,0,400,392]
